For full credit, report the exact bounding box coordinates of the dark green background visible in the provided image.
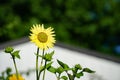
[0,0,120,57]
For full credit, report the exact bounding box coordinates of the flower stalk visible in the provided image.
[38,49,45,79]
[42,60,47,80]
[12,56,19,80]
[36,47,39,80]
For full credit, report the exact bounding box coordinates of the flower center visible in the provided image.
[37,32,48,43]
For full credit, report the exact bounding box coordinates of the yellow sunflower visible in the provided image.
[9,74,24,80]
[29,24,56,50]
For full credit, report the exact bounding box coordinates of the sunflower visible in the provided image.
[9,74,24,80]
[29,24,56,50]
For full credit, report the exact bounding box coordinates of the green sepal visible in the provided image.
[57,60,69,70]
[83,68,95,73]
[61,76,68,80]
[12,50,20,59]
[4,47,14,53]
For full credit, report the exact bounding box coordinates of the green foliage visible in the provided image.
[12,50,20,59]
[0,0,120,57]
[37,54,95,80]
[4,47,21,59]
[75,72,83,78]
[0,67,12,80]
[36,51,54,61]
[46,62,53,69]
[83,68,95,73]
[75,64,82,70]
[4,47,14,53]
[43,51,54,61]
[56,67,64,74]
[61,76,68,80]
[40,62,53,72]
[56,60,95,80]
[57,60,70,70]
[47,66,56,73]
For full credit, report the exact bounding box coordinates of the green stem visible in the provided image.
[66,71,73,80]
[36,48,39,80]
[55,73,60,80]
[42,60,47,80]
[12,56,19,80]
[41,49,45,67]
[55,74,58,80]
[38,49,45,79]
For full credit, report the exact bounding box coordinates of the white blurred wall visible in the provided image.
[0,42,120,80]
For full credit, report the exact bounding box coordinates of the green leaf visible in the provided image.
[75,72,83,78]
[40,66,45,72]
[6,67,12,75]
[72,68,76,74]
[61,76,68,80]
[47,66,56,73]
[0,77,4,80]
[12,50,20,59]
[4,47,14,53]
[40,62,53,72]
[44,51,54,61]
[83,68,95,73]
[57,60,69,69]
[46,62,53,68]
[75,64,82,70]
[73,64,82,75]
[56,66,64,74]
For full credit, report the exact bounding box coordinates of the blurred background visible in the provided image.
[0,0,120,58]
